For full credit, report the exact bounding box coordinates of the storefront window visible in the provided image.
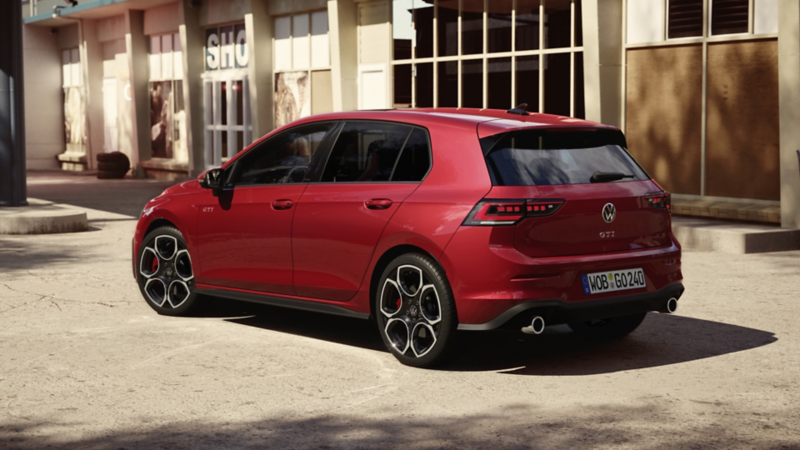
[62,48,85,154]
[390,0,584,118]
[149,33,186,161]
[274,11,332,128]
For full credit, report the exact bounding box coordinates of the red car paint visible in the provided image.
[133,109,682,328]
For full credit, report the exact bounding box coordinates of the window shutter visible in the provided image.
[711,0,749,35]
[668,0,703,39]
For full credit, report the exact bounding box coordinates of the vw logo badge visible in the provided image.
[602,203,616,223]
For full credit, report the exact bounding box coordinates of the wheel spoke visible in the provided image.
[167,280,191,308]
[380,278,403,318]
[417,284,441,325]
[139,247,159,279]
[396,265,423,298]
[155,235,178,260]
[384,318,410,354]
[174,249,194,281]
[411,322,437,357]
[143,277,167,307]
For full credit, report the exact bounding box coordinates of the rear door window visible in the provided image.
[482,129,649,186]
[321,121,431,183]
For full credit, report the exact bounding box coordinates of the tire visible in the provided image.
[567,312,647,340]
[136,226,201,316]
[97,161,130,172]
[375,253,458,368]
[97,170,127,179]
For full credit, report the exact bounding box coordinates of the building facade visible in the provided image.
[20,0,800,229]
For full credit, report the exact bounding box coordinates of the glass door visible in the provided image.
[203,73,252,168]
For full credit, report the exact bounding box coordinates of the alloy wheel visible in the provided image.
[139,234,195,310]
[379,264,443,358]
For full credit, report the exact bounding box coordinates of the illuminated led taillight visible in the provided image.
[645,191,671,213]
[463,199,565,226]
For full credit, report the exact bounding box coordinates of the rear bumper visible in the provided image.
[457,283,685,331]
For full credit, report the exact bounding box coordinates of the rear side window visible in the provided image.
[321,122,431,182]
[482,129,649,186]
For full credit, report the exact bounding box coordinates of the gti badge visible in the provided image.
[602,203,616,223]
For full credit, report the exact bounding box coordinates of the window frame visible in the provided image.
[314,120,434,185]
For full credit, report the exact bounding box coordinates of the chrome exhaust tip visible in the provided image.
[530,316,546,334]
[662,297,678,314]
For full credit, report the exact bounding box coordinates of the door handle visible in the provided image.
[365,198,393,210]
[272,199,294,210]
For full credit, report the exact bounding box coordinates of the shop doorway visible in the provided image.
[202,72,252,168]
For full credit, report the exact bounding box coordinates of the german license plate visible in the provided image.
[581,268,646,295]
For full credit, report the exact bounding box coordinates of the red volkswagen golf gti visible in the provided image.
[133,108,683,368]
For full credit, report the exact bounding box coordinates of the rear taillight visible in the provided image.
[645,191,671,213]
[463,199,565,226]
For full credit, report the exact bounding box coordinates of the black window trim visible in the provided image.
[313,119,434,185]
[225,120,342,188]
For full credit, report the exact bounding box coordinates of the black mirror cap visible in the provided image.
[201,169,225,196]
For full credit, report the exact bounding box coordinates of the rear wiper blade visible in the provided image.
[590,171,635,183]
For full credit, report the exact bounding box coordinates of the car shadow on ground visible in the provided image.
[197,297,776,375]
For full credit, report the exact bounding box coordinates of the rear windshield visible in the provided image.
[482,129,649,186]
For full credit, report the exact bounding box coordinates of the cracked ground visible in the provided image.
[1,171,799,449]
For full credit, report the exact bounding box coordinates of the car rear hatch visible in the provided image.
[472,126,672,258]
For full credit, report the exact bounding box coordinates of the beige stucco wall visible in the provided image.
[23,26,63,170]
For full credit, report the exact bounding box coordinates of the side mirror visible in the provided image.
[201,168,225,196]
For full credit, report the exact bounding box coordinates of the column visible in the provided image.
[778,0,800,229]
[245,0,274,140]
[581,0,624,128]
[328,0,358,112]
[178,0,207,176]
[125,10,151,177]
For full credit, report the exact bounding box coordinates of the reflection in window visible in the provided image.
[488,0,513,53]
[544,0,572,49]
[462,0,483,55]
[462,59,483,108]
[438,0,459,57]
[416,63,434,107]
[438,61,458,107]
[488,57,511,109]
[544,53,570,116]
[394,64,412,107]
[516,0,541,51]
[516,55,540,111]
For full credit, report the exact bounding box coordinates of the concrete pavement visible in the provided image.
[0,172,799,449]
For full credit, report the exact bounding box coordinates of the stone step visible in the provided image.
[672,216,800,254]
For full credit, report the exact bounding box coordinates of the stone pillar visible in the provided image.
[581,0,624,128]
[125,10,151,177]
[245,0,274,140]
[178,0,207,176]
[778,0,800,229]
[328,0,358,112]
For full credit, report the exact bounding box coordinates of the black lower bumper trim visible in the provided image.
[458,283,685,331]
[196,287,370,320]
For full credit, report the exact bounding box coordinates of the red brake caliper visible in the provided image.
[396,298,402,310]
[151,257,158,273]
